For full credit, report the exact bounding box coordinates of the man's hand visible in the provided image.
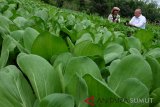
[124,21,129,26]
[128,23,135,27]
[124,21,138,28]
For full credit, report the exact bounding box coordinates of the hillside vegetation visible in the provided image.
[0,0,160,107]
[43,0,160,22]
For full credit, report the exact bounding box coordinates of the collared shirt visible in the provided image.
[108,14,120,23]
[129,15,146,29]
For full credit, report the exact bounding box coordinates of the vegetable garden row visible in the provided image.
[0,0,160,107]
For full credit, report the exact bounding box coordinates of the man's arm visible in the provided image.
[129,16,135,25]
[128,17,139,27]
[133,17,146,28]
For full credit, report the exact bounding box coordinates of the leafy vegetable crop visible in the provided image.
[0,0,160,107]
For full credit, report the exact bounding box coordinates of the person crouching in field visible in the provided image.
[108,7,120,23]
[129,9,146,29]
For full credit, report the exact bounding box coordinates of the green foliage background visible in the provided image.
[0,0,160,107]
[42,0,160,22]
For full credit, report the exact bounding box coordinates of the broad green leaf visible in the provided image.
[76,33,93,44]
[146,56,160,90]
[60,26,73,40]
[10,30,24,42]
[101,28,112,44]
[83,74,130,107]
[0,50,9,68]
[146,48,160,62]
[9,23,19,31]
[16,8,30,19]
[109,59,121,74]
[74,20,93,32]
[54,63,66,93]
[129,48,141,56]
[0,14,12,33]
[116,78,149,107]
[23,27,39,51]
[76,29,92,39]
[104,53,120,64]
[5,34,29,53]
[134,30,153,49]
[89,55,105,69]
[155,103,160,107]
[114,31,125,37]
[94,33,103,44]
[28,16,45,32]
[10,27,38,52]
[31,31,68,60]
[65,74,88,107]
[34,9,48,22]
[39,93,74,107]
[52,53,74,93]
[66,37,74,52]
[8,4,16,10]
[66,14,75,26]
[150,88,160,106]
[3,10,13,18]
[74,41,103,57]
[104,43,124,64]
[17,53,61,101]
[53,52,73,68]
[146,48,160,58]
[57,15,65,25]
[74,23,84,32]
[0,2,7,9]
[0,37,16,68]
[108,55,152,90]
[125,36,141,50]
[113,36,124,46]
[64,56,103,85]
[33,100,40,107]
[13,16,27,28]
[0,65,35,107]
[0,14,13,27]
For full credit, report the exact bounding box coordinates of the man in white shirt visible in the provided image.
[129,9,146,29]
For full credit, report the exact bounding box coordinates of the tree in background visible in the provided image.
[57,0,64,7]
[89,0,108,16]
[79,0,85,10]
[41,0,49,3]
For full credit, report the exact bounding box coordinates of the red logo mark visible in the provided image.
[84,96,95,106]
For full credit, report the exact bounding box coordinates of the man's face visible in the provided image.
[134,10,141,18]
